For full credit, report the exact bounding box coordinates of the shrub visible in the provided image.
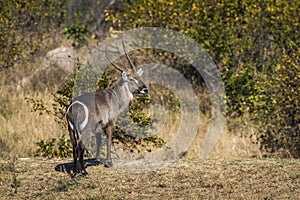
[35,134,72,158]
[105,0,300,157]
[63,24,89,48]
[252,52,300,157]
[0,0,66,70]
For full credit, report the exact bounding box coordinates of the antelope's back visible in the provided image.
[94,89,121,123]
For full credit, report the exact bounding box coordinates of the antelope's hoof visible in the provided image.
[104,161,113,168]
[81,170,88,176]
[71,171,87,178]
[95,160,101,166]
[71,173,81,178]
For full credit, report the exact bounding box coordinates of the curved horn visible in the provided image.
[105,44,123,72]
[122,41,136,72]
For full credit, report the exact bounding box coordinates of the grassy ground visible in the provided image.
[0,157,299,199]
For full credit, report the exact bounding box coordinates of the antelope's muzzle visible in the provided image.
[140,87,148,94]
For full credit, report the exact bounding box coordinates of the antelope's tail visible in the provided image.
[73,111,80,141]
[66,100,89,143]
[66,109,81,144]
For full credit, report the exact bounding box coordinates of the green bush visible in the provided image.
[63,24,89,47]
[11,0,299,157]
[252,52,300,157]
[105,0,300,157]
[0,0,66,70]
[35,134,72,158]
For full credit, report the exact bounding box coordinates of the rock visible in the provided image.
[43,47,76,74]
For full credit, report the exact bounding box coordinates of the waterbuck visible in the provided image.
[66,42,148,177]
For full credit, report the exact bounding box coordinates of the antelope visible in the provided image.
[66,42,148,177]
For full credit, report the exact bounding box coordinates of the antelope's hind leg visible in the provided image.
[72,146,78,177]
[71,145,82,178]
[71,142,87,178]
[79,143,88,176]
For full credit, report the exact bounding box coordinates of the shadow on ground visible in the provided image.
[54,158,106,175]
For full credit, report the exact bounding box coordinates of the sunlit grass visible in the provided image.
[0,86,63,158]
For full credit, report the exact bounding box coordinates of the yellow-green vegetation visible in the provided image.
[0,0,298,158]
[106,0,300,157]
[0,1,299,198]
[0,0,65,70]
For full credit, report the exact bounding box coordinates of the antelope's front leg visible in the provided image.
[95,130,102,165]
[105,121,114,168]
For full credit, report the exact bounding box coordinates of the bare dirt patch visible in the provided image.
[0,158,299,199]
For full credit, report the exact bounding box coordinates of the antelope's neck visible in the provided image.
[113,80,133,110]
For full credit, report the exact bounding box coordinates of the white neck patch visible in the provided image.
[124,83,134,99]
[131,77,138,84]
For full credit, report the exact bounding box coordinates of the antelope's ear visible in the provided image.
[122,71,128,81]
[137,68,143,76]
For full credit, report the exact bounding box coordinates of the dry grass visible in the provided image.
[0,86,63,158]
[185,120,261,159]
[0,77,259,159]
[0,157,299,199]
[0,53,259,159]
[206,123,261,159]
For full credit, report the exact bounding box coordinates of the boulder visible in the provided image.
[43,47,76,74]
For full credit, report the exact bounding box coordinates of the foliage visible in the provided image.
[35,134,72,158]
[25,98,52,116]
[63,24,89,47]
[129,96,152,127]
[113,128,165,153]
[65,0,114,31]
[5,0,298,157]
[114,94,166,152]
[0,0,66,70]
[252,52,300,157]
[105,0,300,157]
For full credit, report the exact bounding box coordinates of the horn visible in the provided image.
[122,41,136,72]
[105,44,123,72]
